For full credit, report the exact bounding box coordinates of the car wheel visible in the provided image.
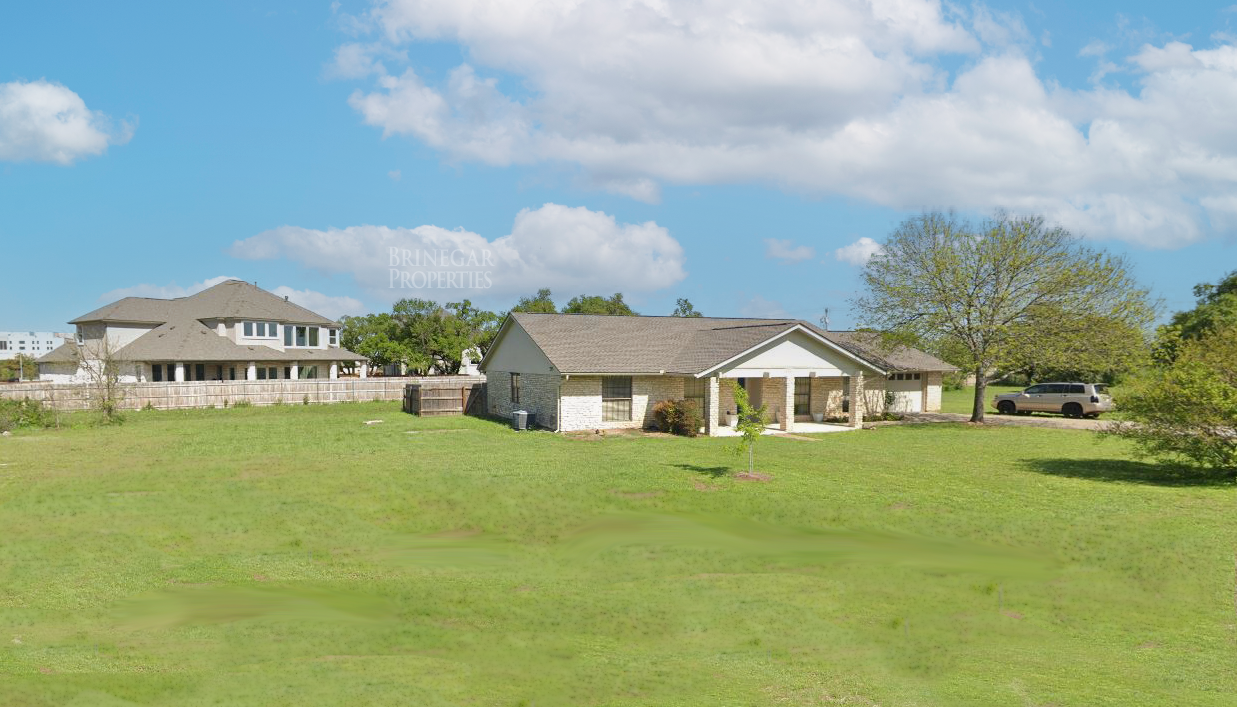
[997,400,1015,415]
[1062,403,1083,418]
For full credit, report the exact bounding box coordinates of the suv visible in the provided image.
[992,383,1113,419]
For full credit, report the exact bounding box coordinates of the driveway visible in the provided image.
[876,411,1115,431]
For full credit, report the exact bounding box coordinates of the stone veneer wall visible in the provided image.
[487,370,560,430]
[560,375,686,432]
[925,371,943,412]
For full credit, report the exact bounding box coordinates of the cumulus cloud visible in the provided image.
[764,238,816,263]
[834,237,884,265]
[0,79,133,164]
[229,203,686,302]
[334,1,1237,247]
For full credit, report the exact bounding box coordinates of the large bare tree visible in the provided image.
[853,212,1156,422]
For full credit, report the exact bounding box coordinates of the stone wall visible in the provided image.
[925,371,943,412]
[486,370,559,429]
[559,375,686,432]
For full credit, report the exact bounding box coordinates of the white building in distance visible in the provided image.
[0,332,72,360]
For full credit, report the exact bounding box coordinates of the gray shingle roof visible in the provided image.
[70,280,337,326]
[65,280,360,363]
[504,313,956,375]
[36,341,79,364]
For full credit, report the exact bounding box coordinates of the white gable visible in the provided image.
[716,329,874,378]
[480,318,556,374]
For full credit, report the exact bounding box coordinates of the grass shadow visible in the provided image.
[672,463,730,478]
[1022,458,1236,487]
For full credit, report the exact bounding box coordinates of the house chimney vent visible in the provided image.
[284,295,289,301]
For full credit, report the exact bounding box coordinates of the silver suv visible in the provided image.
[992,382,1113,419]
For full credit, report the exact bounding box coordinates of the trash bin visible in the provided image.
[513,410,530,430]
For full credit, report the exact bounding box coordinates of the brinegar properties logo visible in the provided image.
[388,248,494,289]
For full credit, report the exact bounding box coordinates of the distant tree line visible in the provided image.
[340,291,702,375]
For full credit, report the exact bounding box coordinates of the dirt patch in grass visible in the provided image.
[735,472,772,482]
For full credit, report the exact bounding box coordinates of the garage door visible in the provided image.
[887,373,923,413]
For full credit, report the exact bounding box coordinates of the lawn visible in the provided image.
[0,403,1233,706]
[941,385,1025,415]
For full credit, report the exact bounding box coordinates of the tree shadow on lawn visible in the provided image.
[1023,458,1236,487]
[672,463,731,478]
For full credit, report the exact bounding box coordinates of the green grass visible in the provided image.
[941,385,1025,415]
[1,403,1233,705]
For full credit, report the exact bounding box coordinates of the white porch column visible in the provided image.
[246,361,257,381]
[290,361,300,380]
[329,362,338,379]
[705,375,721,437]
[360,363,369,379]
[174,362,185,382]
[848,371,865,428]
[781,371,795,432]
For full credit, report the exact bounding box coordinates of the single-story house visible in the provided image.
[37,279,364,383]
[479,313,957,434]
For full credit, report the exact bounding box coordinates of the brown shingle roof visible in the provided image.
[504,313,956,375]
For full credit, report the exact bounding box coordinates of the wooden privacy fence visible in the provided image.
[402,381,486,416]
[0,375,486,412]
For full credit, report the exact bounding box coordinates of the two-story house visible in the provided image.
[37,280,364,383]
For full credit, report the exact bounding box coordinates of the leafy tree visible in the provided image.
[671,298,702,317]
[340,313,409,371]
[1152,270,1237,363]
[445,299,502,366]
[854,212,1156,422]
[1104,325,1237,475]
[990,309,1150,384]
[729,380,767,474]
[562,293,637,315]
[512,288,557,313]
[0,354,38,381]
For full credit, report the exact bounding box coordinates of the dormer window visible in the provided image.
[243,321,279,338]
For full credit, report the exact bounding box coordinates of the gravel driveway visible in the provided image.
[874,411,1115,431]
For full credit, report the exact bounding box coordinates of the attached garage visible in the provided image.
[886,372,924,413]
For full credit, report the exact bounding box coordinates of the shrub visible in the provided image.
[1103,325,1237,474]
[233,399,252,408]
[302,395,311,406]
[651,399,703,437]
[0,398,55,432]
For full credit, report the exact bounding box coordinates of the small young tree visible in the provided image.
[1103,325,1237,474]
[76,333,125,424]
[729,380,767,474]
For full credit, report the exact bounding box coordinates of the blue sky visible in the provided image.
[2,1,1235,332]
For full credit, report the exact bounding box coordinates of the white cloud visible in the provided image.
[0,80,133,164]
[764,238,815,263]
[98,276,241,302]
[388,169,401,180]
[269,286,366,320]
[229,203,686,302]
[739,295,789,319]
[835,237,884,265]
[334,2,1237,247]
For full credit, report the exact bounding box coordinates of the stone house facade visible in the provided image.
[480,313,957,435]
